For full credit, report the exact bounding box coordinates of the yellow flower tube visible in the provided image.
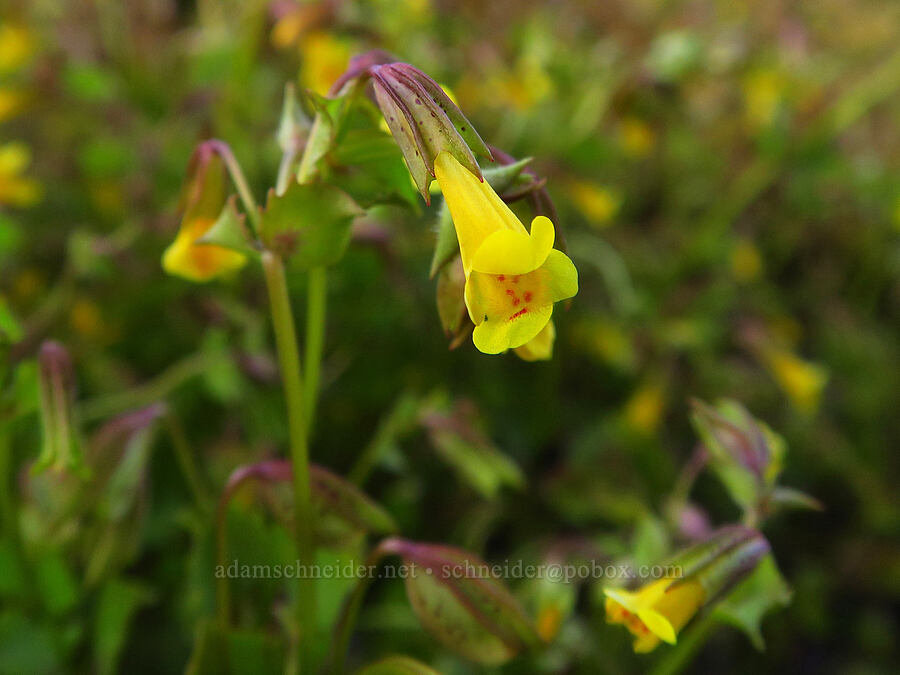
[434,152,577,354]
[604,578,706,653]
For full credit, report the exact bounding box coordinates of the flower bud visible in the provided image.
[370,63,491,202]
[34,341,85,475]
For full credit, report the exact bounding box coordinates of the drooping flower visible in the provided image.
[434,152,577,354]
[605,577,706,653]
[162,143,246,282]
[604,526,771,653]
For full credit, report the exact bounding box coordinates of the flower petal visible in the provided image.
[471,215,555,275]
[472,303,552,354]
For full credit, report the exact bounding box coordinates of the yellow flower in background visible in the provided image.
[605,578,706,652]
[434,152,577,355]
[760,346,828,414]
[619,117,656,158]
[514,320,555,361]
[730,237,763,282]
[535,603,563,642]
[568,180,620,227]
[623,380,666,434]
[743,69,785,130]
[299,31,352,95]
[162,216,245,283]
[0,23,34,74]
[0,142,41,207]
[162,146,246,283]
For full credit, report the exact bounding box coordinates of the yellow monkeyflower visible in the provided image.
[761,346,828,414]
[0,23,34,74]
[162,146,246,282]
[623,380,666,434]
[730,237,763,282]
[299,31,352,95]
[162,215,245,283]
[568,180,620,227]
[434,152,577,354]
[0,141,41,207]
[604,578,705,653]
[619,117,656,158]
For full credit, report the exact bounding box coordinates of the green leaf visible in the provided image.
[197,196,257,257]
[327,129,419,208]
[382,539,540,665]
[33,551,80,616]
[356,655,442,675]
[0,541,26,601]
[713,555,792,650]
[429,202,457,278]
[259,182,362,266]
[93,578,153,675]
[768,486,824,513]
[0,613,60,675]
[311,465,398,536]
[421,402,524,499]
[186,620,286,675]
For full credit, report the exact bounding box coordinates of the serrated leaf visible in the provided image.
[713,555,792,650]
[259,182,362,266]
[197,196,257,257]
[381,539,539,665]
[356,655,442,675]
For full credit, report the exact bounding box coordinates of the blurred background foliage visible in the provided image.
[1,0,898,673]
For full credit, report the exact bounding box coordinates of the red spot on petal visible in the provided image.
[497,275,505,281]
[524,291,533,302]
[513,298,520,306]
[509,308,529,321]
[506,289,515,296]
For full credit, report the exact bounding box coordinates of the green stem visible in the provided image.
[216,142,262,232]
[261,250,317,672]
[79,351,222,423]
[329,544,389,674]
[649,613,719,675]
[215,499,231,629]
[164,411,213,512]
[303,267,327,433]
[0,432,15,540]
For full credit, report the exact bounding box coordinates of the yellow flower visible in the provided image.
[299,31,351,95]
[163,147,246,283]
[568,180,620,227]
[604,578,706,653]
[514,320,555,361]
[619,117,656,158]
[0,141,41,207]
[162,216,245,283]
[0,23,33,74]
[743,69,785,130]
[730,238,763,282]
[761,346,828,414]
[434,152,578,354]
[623,380,666,434]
